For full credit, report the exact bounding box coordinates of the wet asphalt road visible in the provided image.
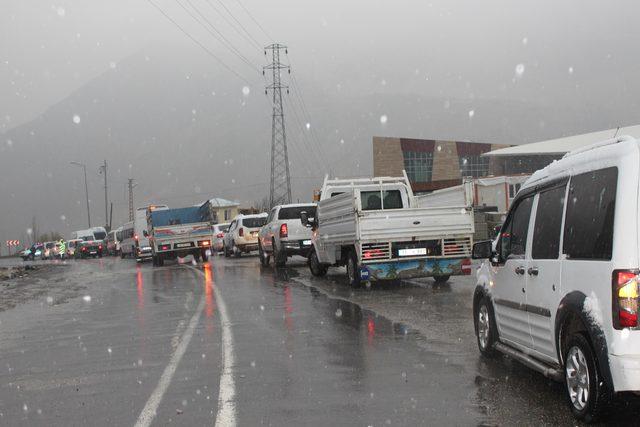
[1,255,640,426]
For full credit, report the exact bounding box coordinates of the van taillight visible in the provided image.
[613,269,639,329]
[280,223,288,238]
[238,227,244,237]
[216,233,224,238]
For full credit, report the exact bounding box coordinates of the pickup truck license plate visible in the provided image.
[398,248,427,256]
[176,243,192,248]
[302,240,312,246]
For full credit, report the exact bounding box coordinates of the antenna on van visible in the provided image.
[613,126,620,138]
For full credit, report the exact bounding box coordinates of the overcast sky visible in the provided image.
[1,0,640,243]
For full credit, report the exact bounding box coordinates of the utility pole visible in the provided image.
[264,43,292,208]
[70,161,91,228]
[99,160,108,229]
[127,178,136,221]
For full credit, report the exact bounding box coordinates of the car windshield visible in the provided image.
[278,206,316,220]
[93,231,107,240]
[242,217,266,228]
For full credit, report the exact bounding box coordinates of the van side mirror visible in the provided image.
[472,240,493,260]
[300,211,316,228]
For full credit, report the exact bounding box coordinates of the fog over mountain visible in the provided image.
[2,0,640,243]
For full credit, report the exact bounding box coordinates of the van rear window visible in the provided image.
[563,167,617,260]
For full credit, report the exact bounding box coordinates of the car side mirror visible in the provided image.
[472,240,493,260]
[300,211,316,228]
[143,230,149,237]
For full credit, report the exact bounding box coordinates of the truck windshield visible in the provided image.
[361,190,403,210]
[279,206,317,220]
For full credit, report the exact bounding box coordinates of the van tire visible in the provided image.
[224,244,231,258]
[233,242,242,258]
[346,249,361,288]
[309,249,328,277]
[564,333,610,422]
[474,296,498,357]
[157,254,164,266]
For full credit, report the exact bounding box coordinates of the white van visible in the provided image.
[120,205,168,262]
[472,136,640,421]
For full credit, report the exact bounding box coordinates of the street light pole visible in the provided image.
[71,161,91,228]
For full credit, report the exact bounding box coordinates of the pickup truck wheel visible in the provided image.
[273,240,286,267]
[259,243,270,267]
[157,254,164,266]
[152,255,158,266]
[346,250,361,288]
[564,333,610,422]
[433,275,450,284]
[201,249,209,262]
[309,249,327,277]
[475,297,497,357]
[193,251,202,262]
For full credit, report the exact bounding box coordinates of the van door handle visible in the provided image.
[527,267,539,276]
[515,266,525,275]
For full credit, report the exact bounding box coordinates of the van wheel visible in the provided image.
[224,244,230,258]
[474,296,498,357]
[233,242,241,258]
[157,254,164,266]
[259,243,270,267]
[346,249,361,288]
[309,249,327,277]
[273,240,286,267]
[564,333,610,422]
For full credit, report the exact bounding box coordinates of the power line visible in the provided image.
[145,0,252,84]
[234,0,273,41]
[203,0,263,51]
[178,0,261,73]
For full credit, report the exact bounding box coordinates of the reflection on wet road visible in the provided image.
[1,255,639,426]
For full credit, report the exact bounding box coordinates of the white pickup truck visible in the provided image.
[258,203,316,267]
[304,174,475,287]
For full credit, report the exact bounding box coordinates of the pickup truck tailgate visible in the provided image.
[358,207,474,242]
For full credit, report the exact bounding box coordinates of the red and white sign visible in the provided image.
[5,240,20,247]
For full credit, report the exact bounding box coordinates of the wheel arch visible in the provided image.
[555,291,613,390]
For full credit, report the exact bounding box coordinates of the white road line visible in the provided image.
[189,266,237,427]
[134,272,206,427]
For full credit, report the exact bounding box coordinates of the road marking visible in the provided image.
[134,271,206,427]
[189,266,237,427]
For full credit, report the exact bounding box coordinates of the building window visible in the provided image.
[403,151,433,183]
[459,155,490,178]
[508,183,522,201]
[224,209,230,221]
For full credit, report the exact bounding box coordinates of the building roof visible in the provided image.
[484,125,640,157]
[207,197,239,208]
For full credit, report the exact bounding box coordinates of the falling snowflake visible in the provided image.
[109,61,116,69]
[82,295,91,302]
[305,122,311,130]
[340,139,344,145]
[56,7,65,17]
[60,215,66,221]
[107,347,112,354]
[46,296,54,304]
[522,37,528,45]
[568,66,574,74]
[242,86,250,96]
[468,110,475,118]
[379,115,388,124]
[72,115,81,124]
[335,308,343,318]
[6,139,13,147]
[515,63,525,77]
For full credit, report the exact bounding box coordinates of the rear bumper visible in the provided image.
[237,243,258,252]
[281,240,313,256]
[137,247,152,258]
[610,354,640,392]
[360,257,472,281]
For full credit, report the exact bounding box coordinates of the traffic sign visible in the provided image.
[5,240,20,247]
